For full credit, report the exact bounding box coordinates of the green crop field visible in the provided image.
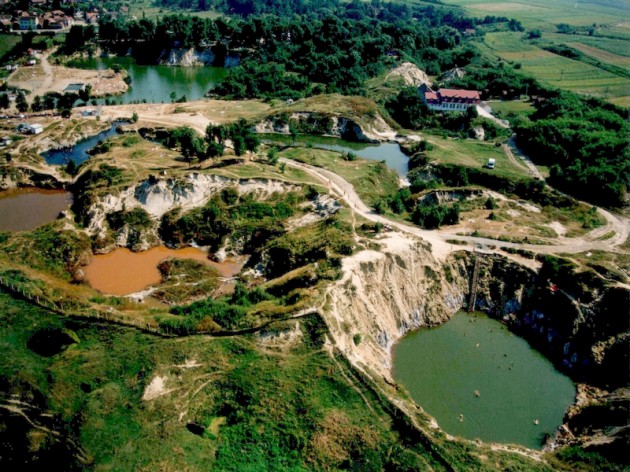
[478,32,630,103]
[440,1,630,104]
[443,0,630,30]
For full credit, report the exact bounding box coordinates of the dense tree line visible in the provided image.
[83,0,519,98]
[514,92,629,208]
[446,61,545,99]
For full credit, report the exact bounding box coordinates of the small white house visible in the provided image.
[0,136,11,146]
[487,158,496,169]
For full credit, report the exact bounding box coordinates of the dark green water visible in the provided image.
[393,311,575,449]
[69,57,227,104]
[261,134,409,176]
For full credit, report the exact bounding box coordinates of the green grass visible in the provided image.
[478,32,630,101]
[279,147,401,206]
[127,0,222,21]
[546,34,630,68]
[425,135,531,180]
[0,34,21,62]
[486,100,536,117]
[0,290,450,471]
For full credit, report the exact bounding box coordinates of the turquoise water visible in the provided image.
[393,311,575,449]
[69,57,227,104]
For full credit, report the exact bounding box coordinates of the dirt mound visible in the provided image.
[386,62,432,88]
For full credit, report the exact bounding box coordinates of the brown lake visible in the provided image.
[84,246,244,296]
[0,188,72,231]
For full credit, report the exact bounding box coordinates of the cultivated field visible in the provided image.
[443,0,630,30]
[443,0,630,105]
[478,32,630,104]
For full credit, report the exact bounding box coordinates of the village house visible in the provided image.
[18,12,39,30]
[41,10,73,29]
[422,87,481,112]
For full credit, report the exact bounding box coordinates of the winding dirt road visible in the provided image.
[280,158,629,263]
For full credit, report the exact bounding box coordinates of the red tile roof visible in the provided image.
[437,89,480,100]
[425,92,438,100]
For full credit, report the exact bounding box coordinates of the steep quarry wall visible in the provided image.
[323,233,468,381]
[324,238,628,457]
[84,173,298,251]
[159,48,241,67]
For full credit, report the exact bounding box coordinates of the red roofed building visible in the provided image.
[423,88,481,112]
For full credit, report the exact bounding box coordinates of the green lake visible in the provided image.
[69,57,227,104]
[393,311,575,449]
[261,134,409,176]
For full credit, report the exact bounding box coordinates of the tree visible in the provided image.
[78,84,92,103]
[131,112,139,123]
[31,95,43,112]
[0,94,9,110]
[527,29,542,39]
[16,92,28,113]
[65,160,77,176]
[267,146,278,165]
[174,126,205,163]
[232,135,246,156]
[206,141,224,158]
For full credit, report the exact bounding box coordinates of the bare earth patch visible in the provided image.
[142,375,174,401]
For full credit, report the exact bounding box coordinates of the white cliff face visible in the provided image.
[158,48,241,67]
[160,48,216,66]
[323,232,468,381]
[255,113,396,143]
[86,173,299,245]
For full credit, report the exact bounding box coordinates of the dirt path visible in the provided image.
[505,138,544,180]
[280,158,629,261]
[31,51,54,99]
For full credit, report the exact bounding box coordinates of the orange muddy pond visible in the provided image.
[84,246,244,295]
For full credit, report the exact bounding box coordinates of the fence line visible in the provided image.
[0,275,171,337]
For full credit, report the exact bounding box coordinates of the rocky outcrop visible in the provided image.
[255,112,392,143]
[322,232,469,380]
[0,164,64,190]
[417,188,483,206]
[159,48,241,67]
[386,62,433,88]
[85,173,299,251]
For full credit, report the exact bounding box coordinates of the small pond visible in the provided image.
[0,188,72,231]
[42,121,126,166]
[69,57,228,104]
[261,134,409,176]
[393,310,575,449]
[84,246,244,296]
